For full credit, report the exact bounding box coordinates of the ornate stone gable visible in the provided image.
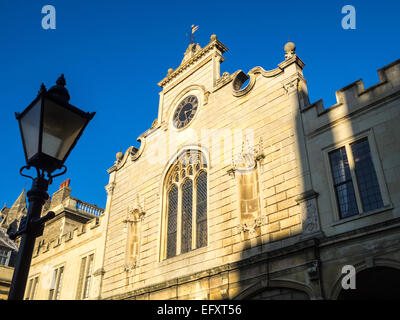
[157,34,228,89]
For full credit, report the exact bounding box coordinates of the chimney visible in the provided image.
[51,179,72,207]
[59,178,71,190]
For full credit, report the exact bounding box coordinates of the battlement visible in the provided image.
[29,178,105,259]
[32,213,103,258]
[302,59,400,136]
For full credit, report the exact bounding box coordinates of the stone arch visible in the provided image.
[233,279,313,300]
[330,260,400,300]
[159,145,210,184]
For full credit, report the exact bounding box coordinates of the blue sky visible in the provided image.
[0,0,399,209]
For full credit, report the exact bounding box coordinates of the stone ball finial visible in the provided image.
[116,151,124,162]
[210,34,217,41]
[168,68,174,74]
[284,40,296,60]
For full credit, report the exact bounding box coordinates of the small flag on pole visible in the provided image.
[191,24,199,34]
[188,25,199,44]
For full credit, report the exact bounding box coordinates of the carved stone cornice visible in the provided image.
[278,55,305,70]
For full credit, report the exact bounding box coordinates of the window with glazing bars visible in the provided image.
[0,248,11,266]
[351,138,383,212]
[329,138,384,219]
[165,151,208,259]
[48,266,64,300]
[25,276,39,300]
[76,253,94,299]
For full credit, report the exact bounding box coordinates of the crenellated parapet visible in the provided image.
[302,59,400,136]
[32,214,103,258]
[29,179,105,261]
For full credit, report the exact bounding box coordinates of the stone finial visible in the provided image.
[210,34,217,41]
[116,151,124,163]
[167,68,174,75]
[284,40,296,60]
[181,43,202,64]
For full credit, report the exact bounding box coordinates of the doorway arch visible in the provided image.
[337,266,400,300]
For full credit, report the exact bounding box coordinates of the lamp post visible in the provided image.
[8,75,95,300]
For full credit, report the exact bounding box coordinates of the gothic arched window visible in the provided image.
[164,150,208,259]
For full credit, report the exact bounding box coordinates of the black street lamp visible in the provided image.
[8,75,95,300]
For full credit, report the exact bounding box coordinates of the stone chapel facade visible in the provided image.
[98,35,400,300]
[18,35,400,300]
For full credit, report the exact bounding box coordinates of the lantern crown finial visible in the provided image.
[56,74,66,87]
[48,74,70,102]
